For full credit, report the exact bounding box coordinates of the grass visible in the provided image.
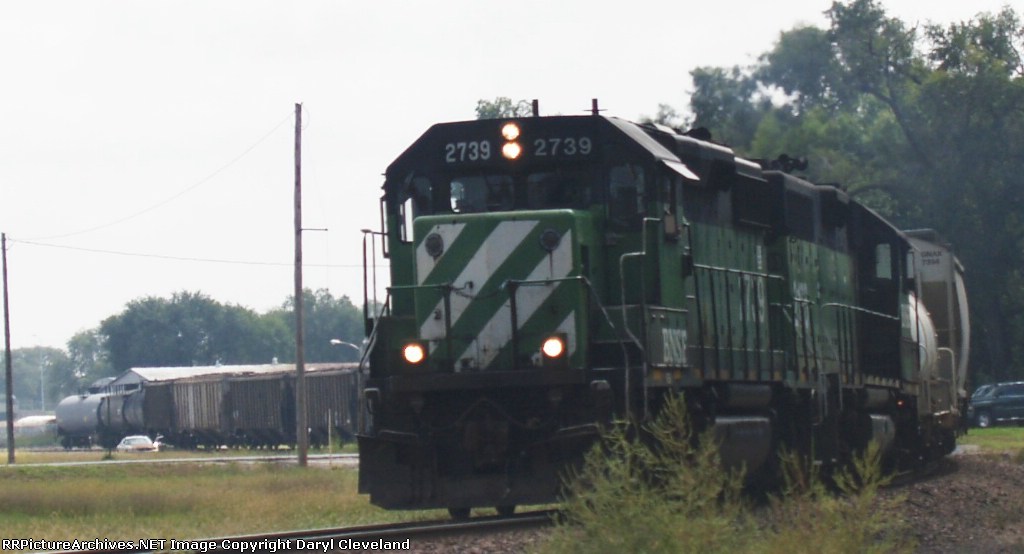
[2,416,971,553]
[958,426,1024,453]
[0,460,440,551]
[7,442,358,465]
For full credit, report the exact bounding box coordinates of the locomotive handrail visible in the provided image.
[387,281,457,368]
[386,275,632,376]
[358,290,392,435]
[361,290,391,374]
[361,228,388,329]
[690,263,786,377]
[507,274,633,376]
[820,302,899,321]
[504,276,584,287]
[820,301,899,386]
[618,217,662,419]
[691,263,787,281]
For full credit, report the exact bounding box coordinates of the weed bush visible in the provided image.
[759,444,912,554]
[538,396,914,554]
[541,396,750,553]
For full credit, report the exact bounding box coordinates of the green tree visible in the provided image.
[100,291,291,372]
[688,66,769,150]
[266,288,365,363]
[66,328,115,388]
[755,26,849,113]
[660,1,1024,381]
[475,97,533,119]
[2,347,73,411]
[639,104,689,129]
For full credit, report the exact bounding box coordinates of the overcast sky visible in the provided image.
[0,1,1011,350]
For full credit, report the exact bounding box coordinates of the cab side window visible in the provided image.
[398,176,433,243]
[609,164,645,229]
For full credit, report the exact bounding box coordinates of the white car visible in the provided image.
[115,435,160,452]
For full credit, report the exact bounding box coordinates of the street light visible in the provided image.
[329,339,361,352]
[329,339,362,362]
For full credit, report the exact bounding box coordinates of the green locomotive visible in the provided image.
[357,111,970,516]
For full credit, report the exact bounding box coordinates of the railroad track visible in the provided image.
[5,453,359,469]
[41,510,558,554]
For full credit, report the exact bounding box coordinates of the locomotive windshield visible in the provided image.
[397,161,648,230]
[403,166,598,216]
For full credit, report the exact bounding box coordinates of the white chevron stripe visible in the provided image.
[415,222,467,285]
[553,311,578,356]
[420,220,539,343]
[455,229,574,369]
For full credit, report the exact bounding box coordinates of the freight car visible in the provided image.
[306,368,361,444]
[55,363,360,450]
[356,108,970,517]
[229,372,294,448]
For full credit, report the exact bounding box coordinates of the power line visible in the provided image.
[23,111,296,241]
[9,238,377,269]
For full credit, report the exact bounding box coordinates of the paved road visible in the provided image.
[0,452,359,468]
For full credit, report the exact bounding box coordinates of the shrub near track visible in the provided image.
[539,396,913,554]
[0,463,439,549]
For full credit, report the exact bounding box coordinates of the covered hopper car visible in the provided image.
[56,364,360,450]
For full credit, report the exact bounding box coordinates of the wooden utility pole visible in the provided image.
[294,103,308,467]
[2,233,15,463]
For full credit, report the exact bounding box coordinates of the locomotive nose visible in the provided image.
[411,211,589,373]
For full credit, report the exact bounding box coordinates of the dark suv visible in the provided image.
[968,382,1024,428]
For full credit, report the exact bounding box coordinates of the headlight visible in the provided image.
[502,142,522,160]
[501,122,521,141]
[402,343,426,364]
[541,336,565,359]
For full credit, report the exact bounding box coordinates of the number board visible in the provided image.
[529,136,594,158]
[443,140,493,163]
[442,134,597,164]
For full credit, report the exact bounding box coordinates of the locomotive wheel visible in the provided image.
[496,505,516,517]
[976,412,992,428]
[448,507,471,520]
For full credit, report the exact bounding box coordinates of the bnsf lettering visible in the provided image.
[661,328,687,365]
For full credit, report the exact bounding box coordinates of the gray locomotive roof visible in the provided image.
[110,362,358,387]
[602,117,683,163]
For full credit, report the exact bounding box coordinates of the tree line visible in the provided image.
[480,1,1023,384]
[683,0,1023,385]
[1,289,365,412]
[10,0,1021,411]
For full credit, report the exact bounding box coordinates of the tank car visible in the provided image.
[357,110,970,516]
[55,393,102,448]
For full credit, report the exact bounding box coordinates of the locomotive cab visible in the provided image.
[359,115,703,511]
